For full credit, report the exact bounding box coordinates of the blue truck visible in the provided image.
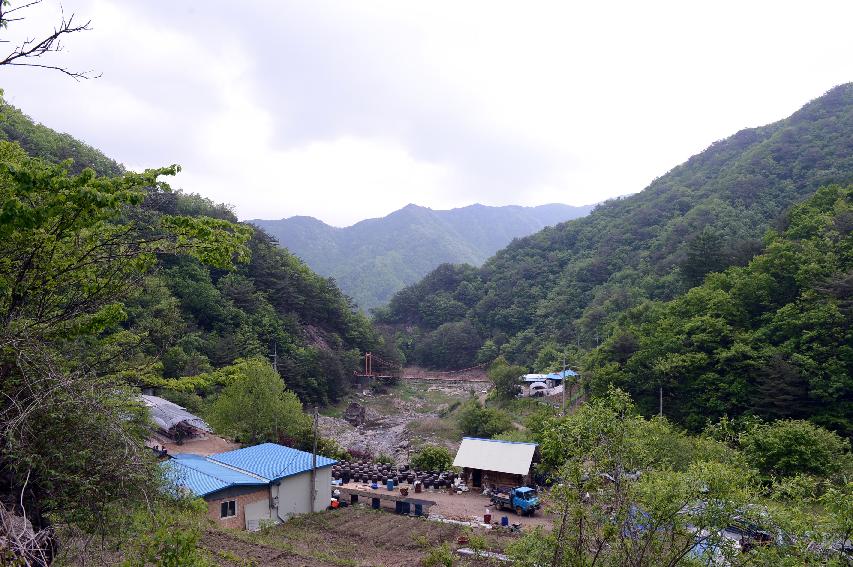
[490,486,540,516]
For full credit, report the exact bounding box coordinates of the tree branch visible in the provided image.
[0,2,99,79]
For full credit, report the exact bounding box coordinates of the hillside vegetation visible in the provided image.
[588,184,851,435]
[252,202,592,310]
[379,85,852,366]
[0,94,397,561]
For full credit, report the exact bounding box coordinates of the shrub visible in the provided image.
[457,400,513,438]
[739,419,851,479]
[421,542,454,567]
[411,445,454,471]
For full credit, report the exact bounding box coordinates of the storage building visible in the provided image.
[452,437,538,489]
[164,442,336,530]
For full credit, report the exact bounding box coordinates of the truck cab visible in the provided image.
[491,486,541,516]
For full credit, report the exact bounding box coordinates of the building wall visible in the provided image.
[462,468,528,490]
[272,467,333,520]
[205,486,270,530]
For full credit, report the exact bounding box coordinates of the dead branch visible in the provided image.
[0,1,99,80]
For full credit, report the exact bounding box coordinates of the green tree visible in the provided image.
[513,388,755,566]
[0,144,251,561]
[411,445,453,471]
[207,358,312,446]
[456,400,513,438]
[681,226,726,286]
[487,357,524,400]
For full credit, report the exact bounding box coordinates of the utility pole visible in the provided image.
[310,406,318,512]
[561,352,567,416]
[659,385,663,417]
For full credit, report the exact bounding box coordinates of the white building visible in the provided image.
[164,443,335,530]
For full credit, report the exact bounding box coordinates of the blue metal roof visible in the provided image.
[209,443,336,482]
[162,454,267,497]
[545,369,578,380]
[515,486,536,493]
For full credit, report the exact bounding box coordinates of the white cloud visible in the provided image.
[1,0,851,225]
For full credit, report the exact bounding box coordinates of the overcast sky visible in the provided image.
[1,1,851,226]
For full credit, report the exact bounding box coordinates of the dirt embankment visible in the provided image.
[320,380,489,463]
[402,365,490,382]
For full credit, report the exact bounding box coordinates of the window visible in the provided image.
[220,500,236,518]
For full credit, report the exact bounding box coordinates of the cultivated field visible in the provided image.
[201,506,519,566]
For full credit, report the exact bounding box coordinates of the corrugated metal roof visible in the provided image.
[141,395,211,432]
[453,437,537,476]
[163,454,267,497]
[545,369,578,380]
[209,443,336,482]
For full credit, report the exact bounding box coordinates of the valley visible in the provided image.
[0,5,850,563]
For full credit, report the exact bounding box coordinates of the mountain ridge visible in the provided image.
[251,202,594,310]
[378,82,853,375]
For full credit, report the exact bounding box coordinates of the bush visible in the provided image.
[457,400,513,438]
[739,419,851,479]
[421,542,454,567]
[411,445,454,471]
[492,429,533,443]
[376,453,394,465]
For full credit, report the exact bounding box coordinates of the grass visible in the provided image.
[406,416,462,444]
[204,507,518,566]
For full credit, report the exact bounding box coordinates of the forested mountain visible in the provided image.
[0,95,384,406]
[0,95,124,176]
[0,92,397,560]
[379,84,853,388]
[251,202,593,310]
[588,184,852,435]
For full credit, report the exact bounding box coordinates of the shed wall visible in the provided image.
[462,468,529,490]
[272,467,332,520]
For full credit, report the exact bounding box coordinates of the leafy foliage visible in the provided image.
[456,400,513,438]
[206,358,312,446]
[0,138,249,560]
[739,419,851,480]
[410,445,454,471]
[511,388,853,566]
[487,357,524,400]
[381,84,853,376]
[587,185,852,434]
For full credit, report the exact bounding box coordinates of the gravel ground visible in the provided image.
[340,481,554,529]
[319,380,489,462]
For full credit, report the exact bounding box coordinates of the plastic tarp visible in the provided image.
[141,395,211,432]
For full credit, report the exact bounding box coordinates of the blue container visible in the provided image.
[395,501,403,514]
[372,497,380,510]
[414,503,423,517]
[387,479,394,491]
[401,501,411,515]
[501,516,509,527]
